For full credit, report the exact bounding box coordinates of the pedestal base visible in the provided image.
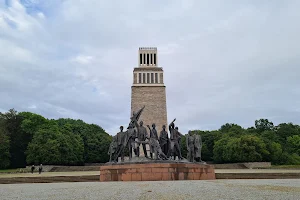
[100,162,215,181]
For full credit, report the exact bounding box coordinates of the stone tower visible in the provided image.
[131,47,168,136]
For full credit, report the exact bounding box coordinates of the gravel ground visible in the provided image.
[1,179,300,200]
[1,169,299,178]
[0,171,99,178]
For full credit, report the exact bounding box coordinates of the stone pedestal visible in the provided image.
[100,162,215,181]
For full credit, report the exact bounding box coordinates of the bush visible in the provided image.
[213,135,269,163]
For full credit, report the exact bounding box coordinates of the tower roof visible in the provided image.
[139,47,157,50]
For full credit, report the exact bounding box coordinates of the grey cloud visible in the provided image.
[1,0,300,135]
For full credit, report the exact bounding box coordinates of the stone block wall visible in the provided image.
[100,163,216,181]
[131,86,168,135]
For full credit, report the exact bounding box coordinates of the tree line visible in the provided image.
[1,108,300,169]
[180,119,300,165]
[0,109,112,169]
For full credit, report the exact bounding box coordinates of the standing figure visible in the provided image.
[135,121,148,158]
[186,131,195,162]
[147,123,158,159]
[116,126,126,162]
[126,122,137,160]
[169,118,183,160]
[175,127,183,157]
[38,164,43,174]
[31,165,35,174]
[108,135,118,162]
[194,134,203,162]
[159,125,169,156]
[146,124,168,160]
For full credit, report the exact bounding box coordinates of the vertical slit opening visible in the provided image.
[140,54,142,65]
[147,54,149,65]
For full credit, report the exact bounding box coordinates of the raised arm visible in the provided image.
[146,125,151,131]
[169,119,176,134]
[134,120,139,129]
[168,118,176,127]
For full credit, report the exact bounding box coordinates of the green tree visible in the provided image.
[55,118,111,163]
[26,122,84,165]
[220,123,243,134]
[213,136,230,163]
[0,128,10,168]
[255,119,274,133]
[0,109,26,168]
[180,135,187,158]
[276,123,300,145]
[213,135,269,163]
[286,135,300,155]
[19,112,47,135]
[201,131,221,161]
[26,122,61,164]
[268,142,283,164]
[258,130,283,164]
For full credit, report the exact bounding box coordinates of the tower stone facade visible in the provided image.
[131,47,168,137]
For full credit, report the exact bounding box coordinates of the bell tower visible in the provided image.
[131,47,168,135]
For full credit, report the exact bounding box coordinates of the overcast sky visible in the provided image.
[1,0,300,135]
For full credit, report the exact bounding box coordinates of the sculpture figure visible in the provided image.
[186,131,195,162]
[151,139,168,160]
[147,123,158,159]
[109,125,136,162]
[108,135,118,162]
[159,125,169,156]
[135,121,148,158]
[126,122,137,159]
[145,123,167,160]
[175,126,182,157]
[169,118,183,160]
[186,131,203,163]
[194,134,202,162]
[127,106,146,158]
[115,126,126,162]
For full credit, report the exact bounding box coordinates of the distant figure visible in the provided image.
[39,164,43,174]
[31,165,35,174]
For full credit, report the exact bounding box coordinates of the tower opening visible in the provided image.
[140,54,142,65]
[147,54,149,65]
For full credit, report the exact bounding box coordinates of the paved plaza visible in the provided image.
[1,179,300,200]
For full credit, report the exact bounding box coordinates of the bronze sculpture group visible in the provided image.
[186,131,202,162]
[108,106,203,163]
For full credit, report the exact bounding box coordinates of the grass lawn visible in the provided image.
[271,165,300,169]
[0,168,29,173]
